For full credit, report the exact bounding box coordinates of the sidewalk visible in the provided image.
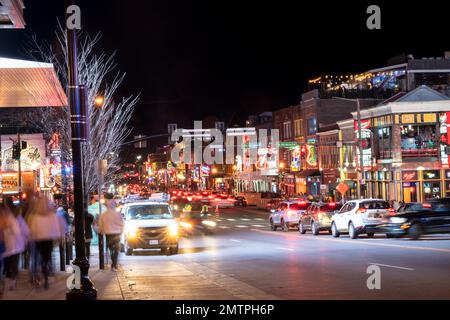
[1,249,124,300]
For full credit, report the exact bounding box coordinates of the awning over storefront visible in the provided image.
[0,57,67,107]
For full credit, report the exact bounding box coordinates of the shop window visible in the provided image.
[375,127,392,158]
[423,170,440,180]
[423,181,441,199]
[401,124,438,157]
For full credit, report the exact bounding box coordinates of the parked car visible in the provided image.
[269,200,311,231]
[331,199,395,239]
[299,202,343,235]
[121,201,179,255]
[380,198,450,239]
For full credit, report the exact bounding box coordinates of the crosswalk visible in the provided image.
[214,216,268,230]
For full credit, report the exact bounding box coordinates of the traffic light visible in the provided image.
[300,146,306,159]
[12,143,21,160]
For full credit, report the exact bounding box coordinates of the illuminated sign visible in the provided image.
[256,147,278,176]
[354,120,372,169]
[402,171,418,181]
[423,170,440,180]
[306,144,317,167]
[290,146,300,172]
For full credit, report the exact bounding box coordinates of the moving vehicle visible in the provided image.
[178,201,216,235]
[211,194,236,208]
[269,200,310,231]
[265,199,281,211]
[121,201,179,255]
[299,202,343,235]
[331,199,395,239]
[396,202,432,213]
[380,198,450,240]
[234,196,248,207]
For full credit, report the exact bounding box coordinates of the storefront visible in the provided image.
[399,168,449,202]
[365,170,393,200]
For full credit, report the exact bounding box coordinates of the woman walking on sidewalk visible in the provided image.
[28,198,66,289]
[1,197,30,291]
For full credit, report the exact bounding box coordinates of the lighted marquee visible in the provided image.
[290,146,301,172]
[439,112,450,166]
[354,119,372,169]
[1,134,46,172]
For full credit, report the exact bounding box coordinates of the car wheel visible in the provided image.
[366,233,375,238]
[299,223,306,234]
[312,221,319,235]
[408,223,423,240]
[270,219,277,231]
[349,222,358,239]
[386,233,397,238]
[281,219,289,232]
[331,222,340,238]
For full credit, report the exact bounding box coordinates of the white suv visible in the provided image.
[331,199,395,239]
[269,200,310,231]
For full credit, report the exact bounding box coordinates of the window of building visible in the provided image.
[400,124,438,157]
[307,118,317,136]
[374,127,392,159]
[294,119,302,137]
[283,121,292,139]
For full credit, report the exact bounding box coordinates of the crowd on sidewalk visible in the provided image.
[0,192,125,298]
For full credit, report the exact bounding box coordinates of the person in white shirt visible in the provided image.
[98,197,124,271]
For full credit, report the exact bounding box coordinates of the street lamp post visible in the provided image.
[65,0,97,300]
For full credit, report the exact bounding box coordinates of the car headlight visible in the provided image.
[125,225,138,238]
[202,220,216,227]
[168,223,179,237]
[318,213,323,220]
[180,221,193,229]
[173,204,179,210]
[390,217,407,224]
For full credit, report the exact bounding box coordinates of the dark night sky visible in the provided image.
[1,0,449,144]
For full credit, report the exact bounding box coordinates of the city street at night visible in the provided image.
[114,207,450,300]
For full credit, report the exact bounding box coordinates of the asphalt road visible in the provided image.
[117,207,450,300]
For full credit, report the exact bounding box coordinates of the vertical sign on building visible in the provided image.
[354,119,372,169]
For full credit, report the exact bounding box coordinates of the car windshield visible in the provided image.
[359,201,389,209]
[289,202,309,210]
[126,205,172,220]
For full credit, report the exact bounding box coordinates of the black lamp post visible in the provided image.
[65,0,97,300]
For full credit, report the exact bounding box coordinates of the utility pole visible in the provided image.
[65,0,97,300]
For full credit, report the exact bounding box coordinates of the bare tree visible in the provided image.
[25,24,139,193]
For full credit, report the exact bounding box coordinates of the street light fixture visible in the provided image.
[94,95,104,107]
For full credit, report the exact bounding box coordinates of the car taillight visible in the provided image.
[387,208,396,216]
[422,203,432,208]
[208,195,214,199]
[227,198,236,202]
[356,208,367,214]
[187,197,192,201]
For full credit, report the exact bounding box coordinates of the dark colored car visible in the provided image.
[179,201,215,235]
[397,202,432,213]
[234,196,247,207]
[300,202,343,235]
[379,198,450,239]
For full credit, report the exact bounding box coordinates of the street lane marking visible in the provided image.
[235,225,248,228]
[219,226,230,229]
[227,218,236,221]
[254,218,266,221]
[368,263,414,271]
[251,224,265,228]
[230,239,241,243]
[276,247,294,251]
[240,218,251,221]
[250,229,450,254]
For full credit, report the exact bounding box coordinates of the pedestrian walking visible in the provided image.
[84,210,94,260]
[1,198,30,291]
[98,197,124,271]
[28,198,66,289]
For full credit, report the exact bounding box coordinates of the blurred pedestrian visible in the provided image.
[84,210,94,260]
[98,197,123,271]
[28,198,66,289]
[1,197,30,291]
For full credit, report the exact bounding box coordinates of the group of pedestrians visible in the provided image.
[0,196,66,295]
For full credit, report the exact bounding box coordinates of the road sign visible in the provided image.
[336,182,349,195]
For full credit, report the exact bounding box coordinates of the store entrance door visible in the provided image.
[402,182,418,203]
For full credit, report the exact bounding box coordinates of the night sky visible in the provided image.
[1,0,449,148]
